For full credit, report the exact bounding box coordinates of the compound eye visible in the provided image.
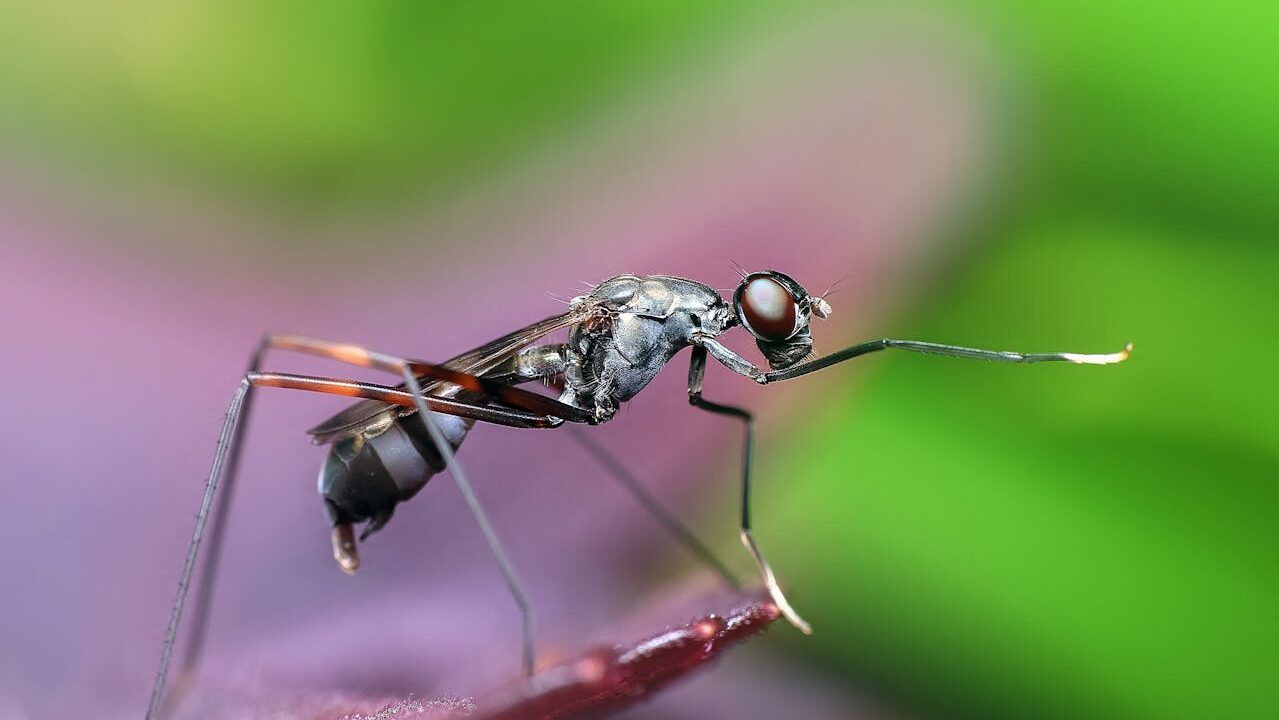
[739,275,799,341]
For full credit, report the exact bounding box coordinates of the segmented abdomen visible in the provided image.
[317,411,472,538]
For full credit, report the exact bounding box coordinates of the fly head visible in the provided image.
[732,270,833,370]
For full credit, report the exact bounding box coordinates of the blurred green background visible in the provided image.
[2,2,1274,719]
[760,3,1279,719]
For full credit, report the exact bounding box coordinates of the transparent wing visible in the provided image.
[307,306,590,444]
[440,305,590,375]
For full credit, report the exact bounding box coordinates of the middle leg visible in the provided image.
[566,427,740,591]
[686,346,812,633]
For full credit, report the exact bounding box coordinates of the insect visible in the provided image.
[146,270,1130,718]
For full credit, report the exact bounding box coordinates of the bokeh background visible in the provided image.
[1,2,1275,719]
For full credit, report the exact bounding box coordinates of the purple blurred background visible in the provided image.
[0,11,988,718]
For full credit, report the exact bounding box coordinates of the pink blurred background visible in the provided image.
[1,9,990,718]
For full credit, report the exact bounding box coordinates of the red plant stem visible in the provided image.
[476,599,781,720]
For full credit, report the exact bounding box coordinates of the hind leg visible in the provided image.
[151,370,546,718]
[148,352,572,719]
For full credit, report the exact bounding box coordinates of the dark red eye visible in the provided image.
[738,276,798,341]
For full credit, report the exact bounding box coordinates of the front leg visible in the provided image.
[691,334,768,383]
[764,338,1131,382]
[694,333,1129,384]
[686,346,812,634]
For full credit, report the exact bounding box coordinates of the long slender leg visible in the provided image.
[401,369,536,677]
[694,334,1129,382]
[268,334,593,423]
[147,377,249,720]
[252,373,557,426]
[565,427,740,591]
[247,336,545,675]
[170,336,268,714]
[148,371,558,719]
[765,338,1131,382]
[162,332,581,716]
[686,346,812,634]
[177,358,561,705]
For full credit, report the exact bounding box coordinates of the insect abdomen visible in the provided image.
[318,412,472,539]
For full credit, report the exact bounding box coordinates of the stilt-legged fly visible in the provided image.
[146,270,1130,718]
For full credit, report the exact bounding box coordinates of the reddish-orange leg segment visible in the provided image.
[251,372,560,426]
[150,336,579,720]
[269,334,593,423]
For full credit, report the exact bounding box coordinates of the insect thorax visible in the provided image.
[564,275,731,417]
